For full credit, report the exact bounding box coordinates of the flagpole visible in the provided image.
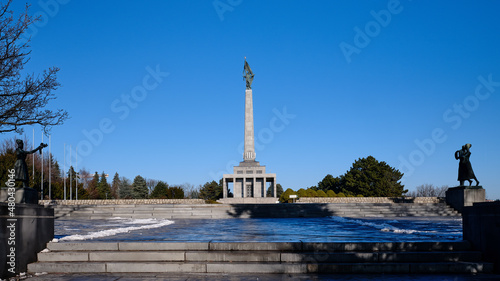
[76,147,78,201]
[70,145,72,200]
[64,143,66,201]
[41,133,44,200]
[49,135,51,200]
[32,128,35,185]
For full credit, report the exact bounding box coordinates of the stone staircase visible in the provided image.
[52,203,459,219]
[28,241,492,274]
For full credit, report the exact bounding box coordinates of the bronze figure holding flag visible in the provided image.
[243,59,254,89]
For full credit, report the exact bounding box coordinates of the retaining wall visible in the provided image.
[463,201,500,273]
[296,197,443,204]
[39,199,205,205]
[40,197,443,205]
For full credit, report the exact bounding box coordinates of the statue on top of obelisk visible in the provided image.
[243,58,254,89]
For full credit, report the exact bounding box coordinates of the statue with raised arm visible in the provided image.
[14,139,47,188]
[243,59,254,89]
[455,143,479,186]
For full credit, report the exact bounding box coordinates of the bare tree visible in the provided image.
[408,184,449,197]
[145,178,159,196]
[0,0,67,134]
[180,182,199,199]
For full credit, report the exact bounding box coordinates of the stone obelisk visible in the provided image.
[244,88,256,162]
[221,59,276,201]
[242,58,257,164]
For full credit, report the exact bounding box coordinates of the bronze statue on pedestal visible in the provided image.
[14,139,47,188]
[243,58,254,89]
[455,143,479,186]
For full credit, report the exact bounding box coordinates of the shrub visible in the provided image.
[306,189,318,197]
[280,188,298,203]
[297,188,307,198]
[317,190,327,197]
[326,190,336,197]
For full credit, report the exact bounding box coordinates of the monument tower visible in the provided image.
[221,59,277,203]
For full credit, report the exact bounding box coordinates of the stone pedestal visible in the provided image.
[0,187,39,204]
[445,185,485,213]
[1,202,54,279]
[463,201,500,273]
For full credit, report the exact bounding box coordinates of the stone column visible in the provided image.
[243,178,247,198]
[263,177,267,197]
[273,177,277,198]
[244,89,256,161]
[252,177,256,198]
[222,178,227,198]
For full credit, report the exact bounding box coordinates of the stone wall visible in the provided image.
[296,197,444,204]
[38,197,444,205]
[1,203,54,279]
[462,201,500,273]
[39,199,205,205]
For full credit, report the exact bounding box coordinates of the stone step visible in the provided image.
[56,210,458,216]
[28,241,492,274]
[51,203,460,219]
[45,241,472,252]
[27,261,494,274]
[37,250,482,263]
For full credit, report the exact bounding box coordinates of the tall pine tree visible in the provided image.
[132,175,148,199]
[111,172,120,199]
[342,156,406,197]
[118,176,133,199]
[97,172,111,199]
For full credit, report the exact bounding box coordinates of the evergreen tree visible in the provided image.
[168,186,185,199]
[118,177,133,199]
[0,139,16,186]
[111,172,120,199]
[266,183,284,198]
[150,181,169,199]
[318,174,342,193]
[341,156,407,197]
[276,184,284,198]
[97,172,111,199]
[87,172,100,199]
[198,180,222,201]
[132,175,148,199]
[67,166,77,200]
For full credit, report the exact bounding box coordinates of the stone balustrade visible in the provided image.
[296,197,444,204]
[39,199,206,205]
[38,197,444,205]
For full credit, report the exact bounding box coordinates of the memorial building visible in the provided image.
[221,60,277,202]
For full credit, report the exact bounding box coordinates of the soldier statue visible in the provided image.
[243,58,254,89]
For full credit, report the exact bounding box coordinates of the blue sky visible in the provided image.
[3,0,500,199]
